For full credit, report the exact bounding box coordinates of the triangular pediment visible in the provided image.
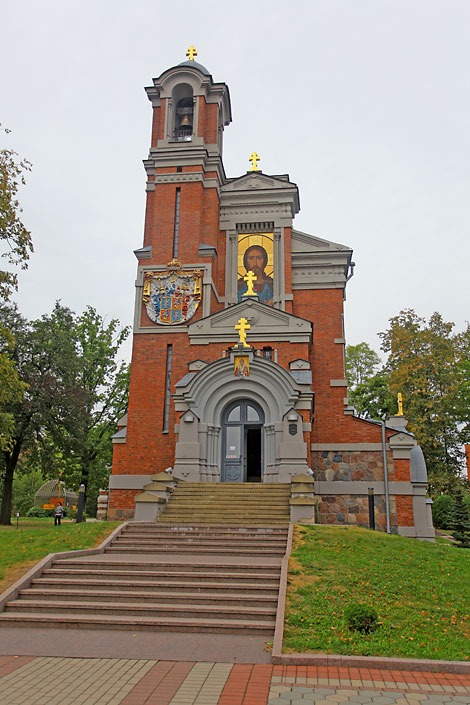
[188,299,312,345]
[223,172,296,192]
[292,229,351,253]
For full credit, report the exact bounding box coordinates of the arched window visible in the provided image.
[171,84,194,141]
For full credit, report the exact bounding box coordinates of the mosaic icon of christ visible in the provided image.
[237,245,273,304]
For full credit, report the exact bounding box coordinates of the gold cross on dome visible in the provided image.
[243,270,257,296]
[186,46,197,61]
[235,317,251,347]
[249,152,261,171]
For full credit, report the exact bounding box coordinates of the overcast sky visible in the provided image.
[3,0,469,361]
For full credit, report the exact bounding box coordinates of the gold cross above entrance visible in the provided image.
[243,270,257,296]
[235,317,251,347]
[186,46,197,61]
[249,152,261,171]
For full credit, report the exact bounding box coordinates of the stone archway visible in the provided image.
[172,347,313,483]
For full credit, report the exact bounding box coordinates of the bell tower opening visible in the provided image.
[171,83,194,141]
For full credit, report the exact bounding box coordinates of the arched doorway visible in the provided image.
[221,399,264,482]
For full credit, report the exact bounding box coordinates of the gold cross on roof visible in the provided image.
[235,317,251,347]
[249,152,261,171]
[186,46,197,61]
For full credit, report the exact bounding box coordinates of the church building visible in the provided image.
[108,49,434,539]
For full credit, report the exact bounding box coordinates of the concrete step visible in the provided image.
[0,613,275,635]
[32,577,280,593]
[121,522,288,539]
[156,519,289,526]
[19,588,278,607]
[156,518,289,524]
[159,499,290,504]
[174,482,290,487]
[157,511,290,517]
[158,511,289,517]
[104,545,285,555]
[6,600,277,622]
[44,568,280,584]
[112,537,287,547]
[52,561,282,575]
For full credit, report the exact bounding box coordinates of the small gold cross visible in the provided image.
[186,46,197,61]
[249,152,260,171]
[243,271,257,296]
[397,392,404,416]
[235,317,251,347]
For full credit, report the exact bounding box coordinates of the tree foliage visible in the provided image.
[450,488,470,548]
[379,309,467,494]
[345,342,381,388]
[70,306,130,501]
[11,466,44,516]
[0,126,33,301]
[348,374,396,420]
[0,325,26,451]
[0,303,129,524]
[346,311,470,495]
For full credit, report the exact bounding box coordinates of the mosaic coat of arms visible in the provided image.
[143,259,202,325]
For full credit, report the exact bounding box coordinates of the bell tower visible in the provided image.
[141,49,232,266]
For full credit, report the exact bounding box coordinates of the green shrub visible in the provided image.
[344,603,379,634]
[26,506,54,518]
[12,469,45,516]
[432,494,453,529]
[451,489,470,548]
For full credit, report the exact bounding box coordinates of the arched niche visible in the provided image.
[171,83,194,141]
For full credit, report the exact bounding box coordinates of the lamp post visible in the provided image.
[76,484,86,524]
[368,487,375,531]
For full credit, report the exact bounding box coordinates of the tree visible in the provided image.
[0,303,130,523]
[11,466,44,516]
[345,342,395,419]
[0,303,81,525]
[70,307,130,506]
[379,309,464,494]
[450,488,470,548]
[455,323,470,451]
[0,126,33,301]
[431,494,453,530]
[348,374,396,420]
[0,325,25,451]
[345,342,381,388]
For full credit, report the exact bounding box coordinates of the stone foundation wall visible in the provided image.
[312,449,402,532]
[317,493,398,532]
[312,449,394,483]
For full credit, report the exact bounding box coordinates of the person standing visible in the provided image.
[54,502,64,526]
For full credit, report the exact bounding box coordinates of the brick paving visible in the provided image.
[1,659,470,705]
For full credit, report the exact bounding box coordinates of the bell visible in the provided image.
[179,114,192,127]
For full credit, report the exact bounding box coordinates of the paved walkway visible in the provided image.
[1,658,469,705]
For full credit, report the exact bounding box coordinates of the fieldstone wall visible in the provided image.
[316,494,398,531]
[312,449,394,482]
[312,449,399,532]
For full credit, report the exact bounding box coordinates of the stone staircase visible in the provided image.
[157,482,291,525]
[0,516,289,635]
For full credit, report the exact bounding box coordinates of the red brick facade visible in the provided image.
[109,57,433,539]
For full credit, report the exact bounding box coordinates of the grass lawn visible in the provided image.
[0,518,121,593]
[284,525,470,661]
